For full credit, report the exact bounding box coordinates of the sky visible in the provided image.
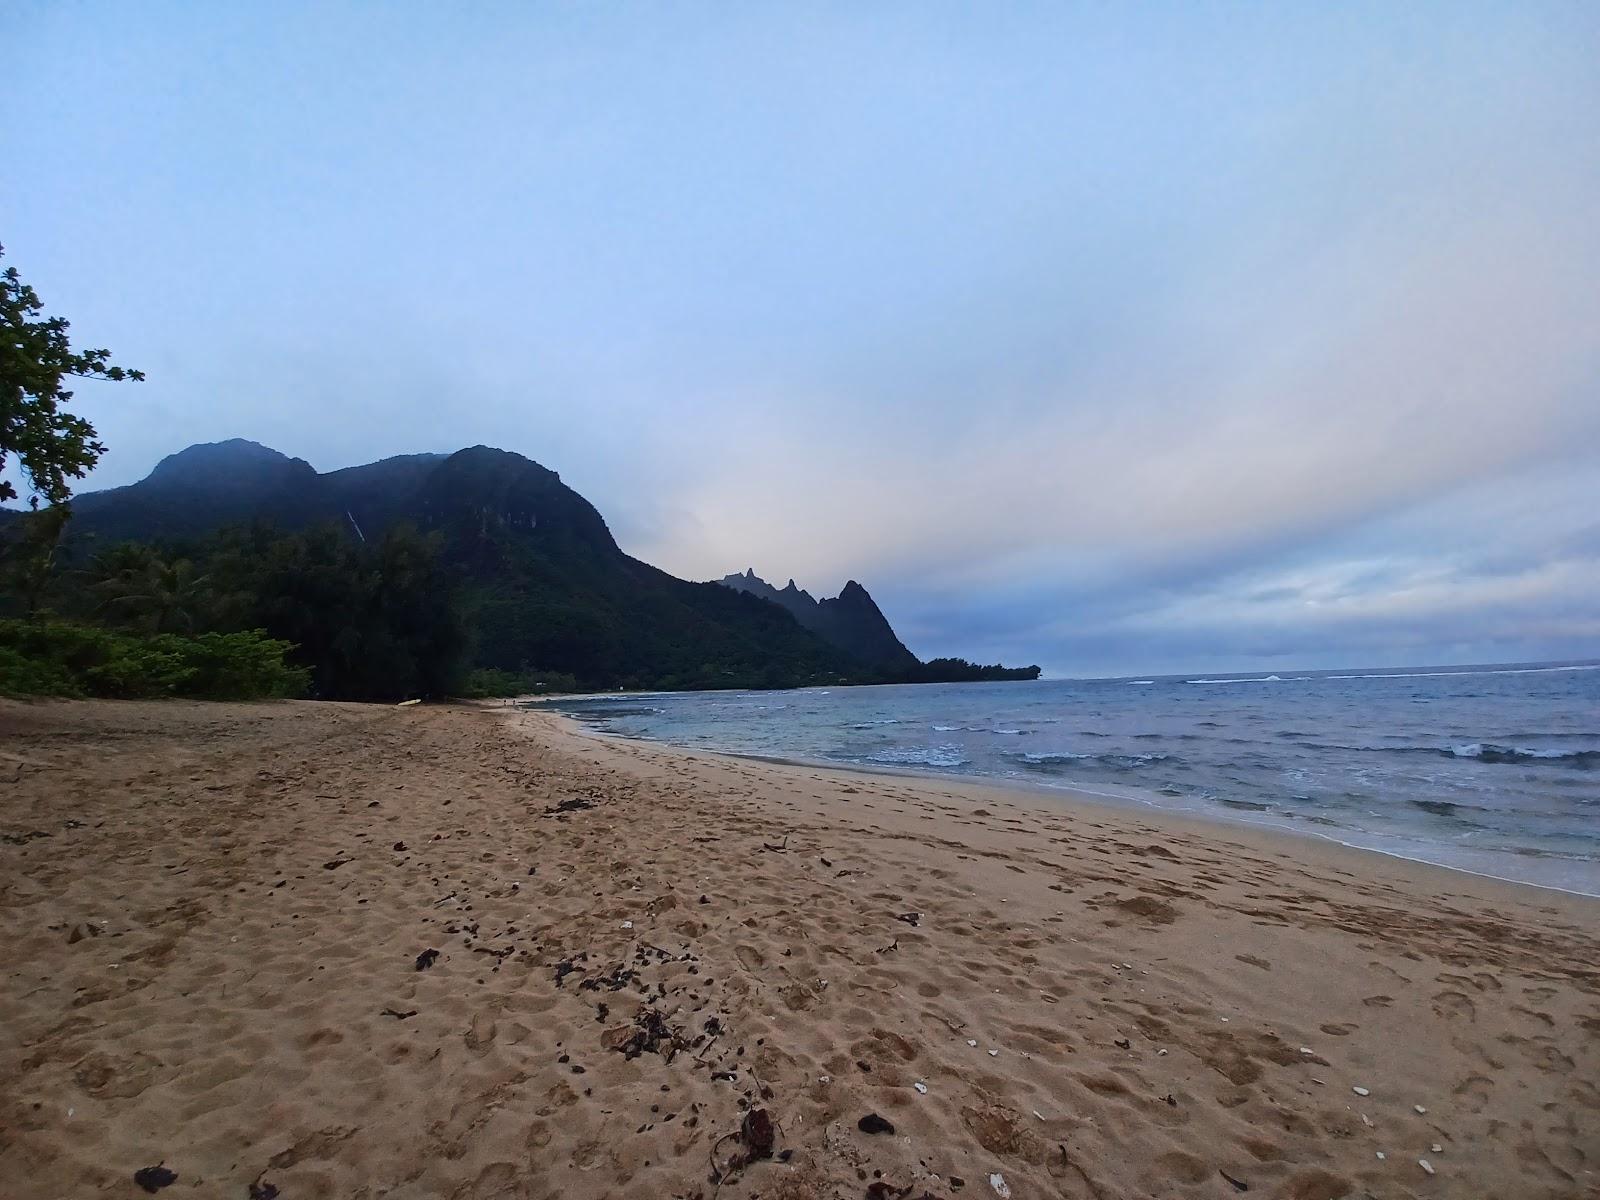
[5,2,1598,677]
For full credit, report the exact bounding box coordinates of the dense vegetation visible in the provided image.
[889,657,1043,684]
[0,620,306,699]
[2,519,467,702]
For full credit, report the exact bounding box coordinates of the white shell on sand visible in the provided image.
[989,1173,1011,1198]
[1414,1104,1427,1114]
[1353,1086,1370,1096]
[1419,1159,1435,1175]
[914,1081,928,1094]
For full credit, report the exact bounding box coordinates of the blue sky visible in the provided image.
[6,3,1598,676]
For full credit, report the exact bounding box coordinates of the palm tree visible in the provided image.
[89,549,212,633]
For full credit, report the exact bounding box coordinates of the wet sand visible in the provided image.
[1,697,1596,1198]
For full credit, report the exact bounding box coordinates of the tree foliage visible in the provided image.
[0,506,69,617]
[87,546,212,633]
[1,243,143,509]
[199,521,467,701]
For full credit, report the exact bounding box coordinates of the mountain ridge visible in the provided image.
[4,439,1041,690]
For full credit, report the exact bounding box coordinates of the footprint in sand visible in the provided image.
[1431,990,1476,1021]
[1283,1169,1354,1200]
[1241,1136,1287,1161]
[1154,1150,1210,1183]
[734,944,766,971]
[72,1050,164,1099]
[1453,1072,1494,1112]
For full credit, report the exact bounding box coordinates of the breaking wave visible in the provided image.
[865,745,969,769]
[1019,750,1169,769]
[1445,744,1599,767]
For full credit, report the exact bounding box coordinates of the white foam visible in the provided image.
[868,745,969,769]
[1314,664,1600,681]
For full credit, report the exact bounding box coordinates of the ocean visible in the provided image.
[538,661,1600,896]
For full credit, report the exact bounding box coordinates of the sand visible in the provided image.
[1,697,1596,1199]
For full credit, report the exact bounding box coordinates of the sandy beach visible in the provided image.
[2,697,1596,1199]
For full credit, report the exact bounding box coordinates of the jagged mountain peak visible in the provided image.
[717,568,916,669]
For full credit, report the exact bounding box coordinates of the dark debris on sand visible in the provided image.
[542,796,596,817]
[133,1164,178,1192]
[709,1106,779,1187]
[601,1006,688,1061]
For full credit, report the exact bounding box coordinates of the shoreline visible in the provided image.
[4,697,1596,1198]
[549,709,1600,903]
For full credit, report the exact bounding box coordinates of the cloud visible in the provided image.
[5,5,1597,673]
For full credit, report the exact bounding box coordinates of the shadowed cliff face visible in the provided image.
[717,568,918,669]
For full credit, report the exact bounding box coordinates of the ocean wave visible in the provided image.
[1182,663,1599,685]
[1313,663,1600,681]
[1447,743,1599,767]
[867,745,969,769]
[1019,750,1169,769]
[848,719,901,729]
[1408,798,1489,819]
[1287,739,1599,767]
[572,704,664,720]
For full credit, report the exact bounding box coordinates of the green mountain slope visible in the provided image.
[7,440,1038,690]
